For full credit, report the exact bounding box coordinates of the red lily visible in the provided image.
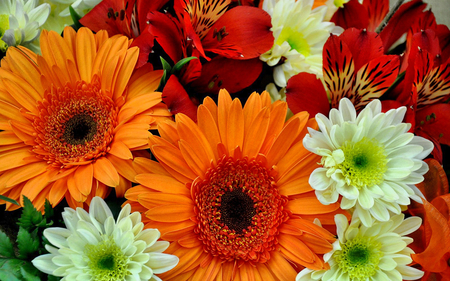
[330,0,427,52]
[381,15,450,162]
[80,0,170,67]
[145,0,273,119]
[285,28,400,117]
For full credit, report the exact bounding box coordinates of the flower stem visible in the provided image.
[376,0,406,33]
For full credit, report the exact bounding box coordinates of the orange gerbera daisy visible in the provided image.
[125,90,348,280]
[0,27,171,211]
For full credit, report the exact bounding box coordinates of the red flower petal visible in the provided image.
[285,72,329,117]
[415,158,449,203]
[162,76,198,121]
[322,34,355,109]
[340,28,384,71]
[416,104,450,146]
[330,0,368,30]
[146,11,184,63]
[80,0,131,36]
[379,0,426,52]
[189,56,263,94]
[130,30,155,68]
[201,6,273,60]
[362,0,389,32]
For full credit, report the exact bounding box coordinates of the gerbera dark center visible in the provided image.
[63,114,97,145]
[34,81,118,165]
[194,156,290,263]
[220,189,255,233]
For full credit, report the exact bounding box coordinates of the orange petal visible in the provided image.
[242,107,270,159]
[226,98,244,153]
[412,196,450,273]
[0,148,39,172]
[74,164,93,196]
[135,173,190,195]
[0,130,25,145]
[197,105,221,161]
[49,178,68,207]
[5,161,48,187]
[139,192,192,208]
[93,157,120,187]
[265,251,297,280]
[133,157,171,176]
[107,155,136,182]
[152,144,197,181]
[287,196,340,215]
[260,101,287,154]
[108,140,133,159]
[217,89,232,151]
[147,204,195,222]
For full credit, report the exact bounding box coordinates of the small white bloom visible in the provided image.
[0,0,50,51]
[303,98,433,227]
[260,0,343,87]
[297,213,424,281]
[32,197,179,281]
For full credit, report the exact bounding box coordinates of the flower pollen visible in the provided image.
[85,236,129,281]
[334,236,383,280]
[194,156,290,263]
[338,137,387,188]
[33,80,118,166]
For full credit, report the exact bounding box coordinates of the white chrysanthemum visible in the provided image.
[260,0,342,87]
[0,0,50,51]
[38,0,101,34]
[32,197,179,281]
[303,98,433,227]
[297,213,424,281]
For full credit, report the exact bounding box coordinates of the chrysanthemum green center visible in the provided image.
[276,27,310,56]
[334,236,383,280]
[337,137,387,188]
[85,237,129,281]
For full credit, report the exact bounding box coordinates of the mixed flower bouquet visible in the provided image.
[0,0,449,280]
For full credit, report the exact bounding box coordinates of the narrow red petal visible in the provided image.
[162,75,198,121]
[362,0,389,32]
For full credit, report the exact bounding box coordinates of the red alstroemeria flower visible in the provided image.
[80,0,170,67]
[331,0,427,52]
[285,28,400,117]
[406,159,450,281]
[145,0,273,119]
[382,22,450,162]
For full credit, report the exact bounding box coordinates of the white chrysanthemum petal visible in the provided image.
[304,98,433,226]
[394,216,422,236]
[32,197,178,280]
[298,213,423,281]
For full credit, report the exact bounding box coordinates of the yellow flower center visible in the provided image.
[334,236,383,279]
[276,27,311,56]
[85,237,129,281]
[337,137,387,188]
[334,0,349,8]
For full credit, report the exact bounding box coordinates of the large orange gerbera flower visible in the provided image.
[125,90,348,280]
[0,27,171,211]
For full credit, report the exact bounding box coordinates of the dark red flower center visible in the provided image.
[193,156,290,263]
[33,81,118,166]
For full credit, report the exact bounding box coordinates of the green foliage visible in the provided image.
[157,56,198,91]
[0,195,19,206]
[0,196,59,280]
[69,6,83,30]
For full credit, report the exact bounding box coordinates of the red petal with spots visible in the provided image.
[330,0,368,30]
[285,73,330,116]
[189,56,263,94]
[340,28,384,71]
[362,0,389,32]
[322,34,355,109]
[416,104,450,146]
[351,55,400,111]
[162,76,198,121]
[379,0,426,52]
[80,0,132,36]
[201,6,274,60]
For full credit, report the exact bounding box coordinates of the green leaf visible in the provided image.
[0,259,24,280]
[0,195,19,206]
[16,228,39,259]
[20,264,41,281]
[43,200,53,221]
[69,6,82,30]
[18,196,43,231]
[0,231,15,258]
[172,57,197,73]
[160,57,172,73]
